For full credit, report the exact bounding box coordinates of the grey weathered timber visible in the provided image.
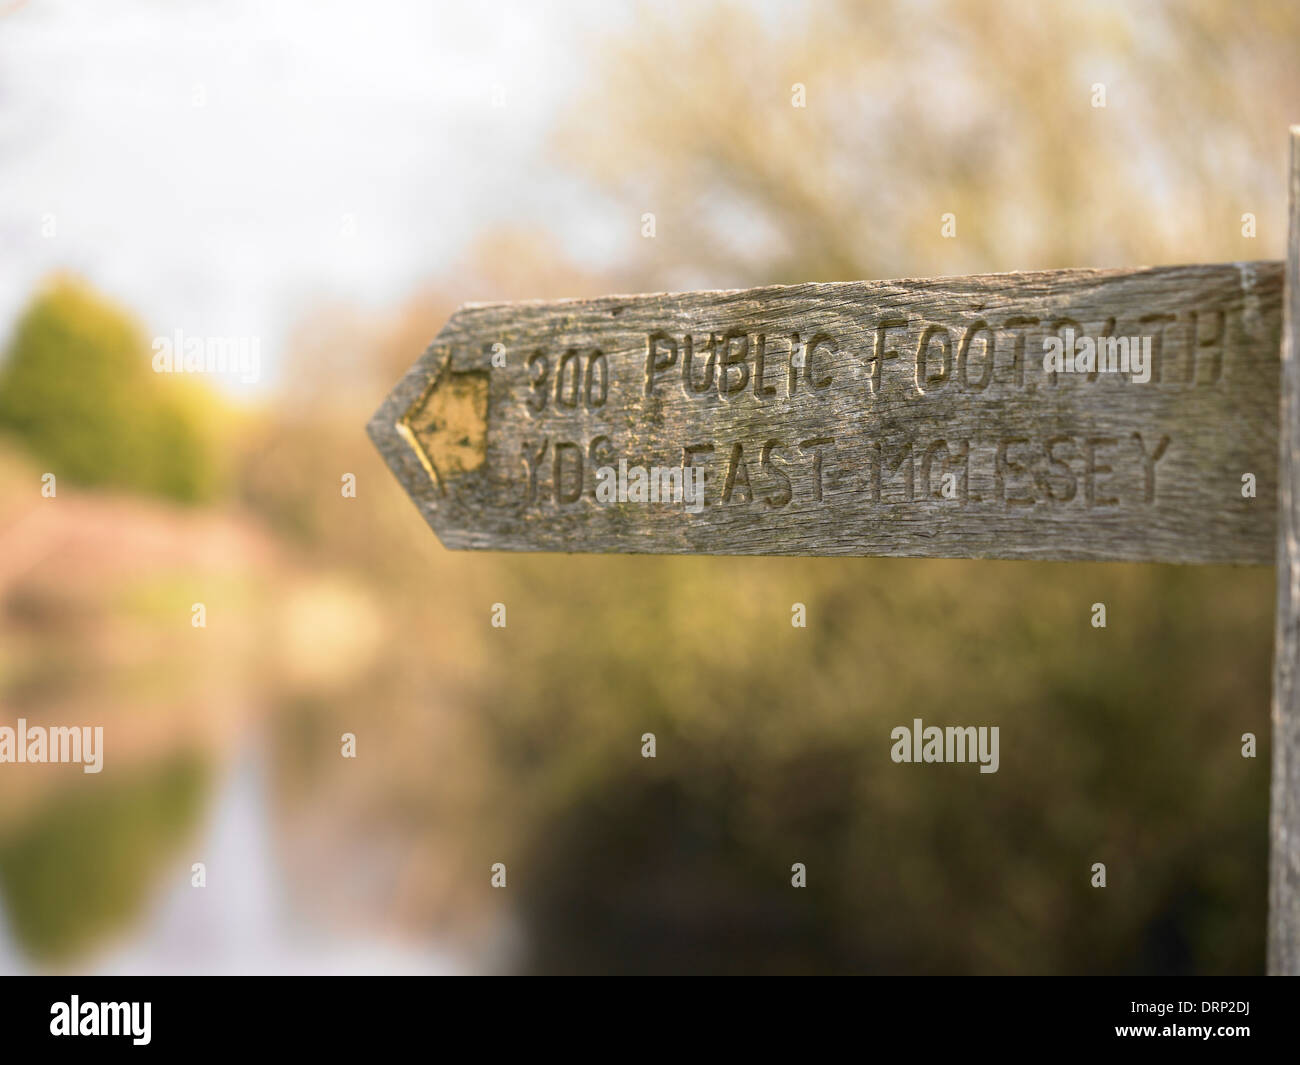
[1269,128,1300,975]
[369,262,1282,562]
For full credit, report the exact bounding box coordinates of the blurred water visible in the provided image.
[0,742,461,975]
[0,875,17,973]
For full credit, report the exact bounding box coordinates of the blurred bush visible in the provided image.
[483,556,1270,974]
[0,277,226,504]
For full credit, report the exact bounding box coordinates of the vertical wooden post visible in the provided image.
[1269,126,1300,974]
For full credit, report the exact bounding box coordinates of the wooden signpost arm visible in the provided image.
[370,265,1283,562]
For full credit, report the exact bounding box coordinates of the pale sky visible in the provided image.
[0,0,628,391]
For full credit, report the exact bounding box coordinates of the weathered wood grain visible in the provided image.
[369,262,1282,563]
[1269,129,1300,975]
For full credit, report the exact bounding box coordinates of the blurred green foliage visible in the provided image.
[0,753,209,961]
[0,277,225,503]
[456,555,1268,974]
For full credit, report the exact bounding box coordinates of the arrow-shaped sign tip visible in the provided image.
[368,341,489,520]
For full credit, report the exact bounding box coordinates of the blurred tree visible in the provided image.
[0,276,225,503]
[556,0,1300,289]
